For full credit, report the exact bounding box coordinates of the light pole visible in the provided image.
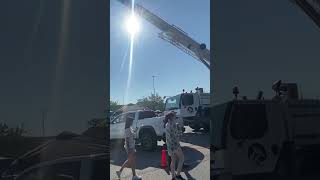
[41,110,47,137]
[152,75,157,95]
[152,75,157,111]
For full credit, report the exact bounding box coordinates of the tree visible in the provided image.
[137,93,165,111]
[109,100,121,112]
[0,123,9,136]
[87,118,107,128]
[0,123,27,136]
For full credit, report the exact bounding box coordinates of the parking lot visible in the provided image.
[110,126,210,180]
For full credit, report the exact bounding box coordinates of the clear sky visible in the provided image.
[110,0,210,105]
[213,0,320,104]
[0,0,106,136]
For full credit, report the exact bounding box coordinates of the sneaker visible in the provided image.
[116,171,121,179]
[176,175,186,180]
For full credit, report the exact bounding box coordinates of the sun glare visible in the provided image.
[125,14,140,36]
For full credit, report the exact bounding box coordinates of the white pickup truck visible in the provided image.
[110,110,184,151]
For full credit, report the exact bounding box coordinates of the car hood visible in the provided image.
[2,132,107,177]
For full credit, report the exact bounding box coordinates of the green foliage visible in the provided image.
[137,93,165,111]
[87,118,107,128]
[110,100,121,112]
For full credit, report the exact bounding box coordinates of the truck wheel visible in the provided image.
[141,131,157,151]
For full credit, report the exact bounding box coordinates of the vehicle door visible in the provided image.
[180,93,197,118]
[226,102,284,175]
[110,113,126,139]
[136,111,158,135]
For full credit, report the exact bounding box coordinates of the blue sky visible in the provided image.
[213,0,320,104]
[110,0,210,104]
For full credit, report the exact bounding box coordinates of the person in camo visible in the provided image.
[116,115,141,180]
[165,111,185,180]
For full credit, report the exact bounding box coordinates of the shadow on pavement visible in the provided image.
[180,131,209,149]
[110,143,205,172]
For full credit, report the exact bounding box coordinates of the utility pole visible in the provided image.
[152,75,157,111]
[152,75,157,95]
[42,110,46,137]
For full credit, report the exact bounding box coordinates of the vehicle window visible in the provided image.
[181,94,194,106]
[16,161,81,180]
[91,159,107,180]
[165,95,181,110]
[138,111,156,120]
[125,113,135,121]
[113,114,125,124]
[230,104,267,140]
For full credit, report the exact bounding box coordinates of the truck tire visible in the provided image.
[140,130,157,151]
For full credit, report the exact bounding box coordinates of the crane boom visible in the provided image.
[293,0,320,28]
[117,0,211,69]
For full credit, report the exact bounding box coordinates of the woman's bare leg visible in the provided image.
[119,152,133,173]
[117,157,130,178]
[170,153,176,179]
[176,147,184,176]
[130,152,137,176]
[119,159,129,172]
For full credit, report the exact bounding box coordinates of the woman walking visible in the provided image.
[116,115,141,180]
[165,112,185,180]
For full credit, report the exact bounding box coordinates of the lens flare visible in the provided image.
[125,14,140,36]
[124,0,136,104]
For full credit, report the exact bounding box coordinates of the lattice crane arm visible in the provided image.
[117,0,211,69]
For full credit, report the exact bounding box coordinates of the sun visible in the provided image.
[125,14,140,36]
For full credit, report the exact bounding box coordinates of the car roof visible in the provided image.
[114,110,154,117]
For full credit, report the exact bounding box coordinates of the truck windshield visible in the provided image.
[165,95,181,110]
[181,94,194,106]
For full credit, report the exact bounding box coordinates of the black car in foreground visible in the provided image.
[0,130,108,180]
[0,158,14,176]
[1,153,107,180]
